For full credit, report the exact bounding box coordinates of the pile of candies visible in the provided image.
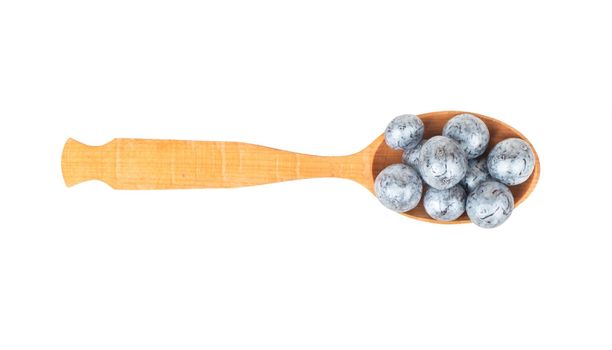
[375,113,535,228]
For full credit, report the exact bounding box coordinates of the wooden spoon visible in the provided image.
[62,111,540,224]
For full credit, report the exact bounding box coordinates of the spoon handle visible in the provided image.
[61,138,366,189]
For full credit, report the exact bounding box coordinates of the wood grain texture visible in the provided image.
[62,111,540,224]
[62,139,367,189]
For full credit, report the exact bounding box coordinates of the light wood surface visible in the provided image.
[62,111,540,224]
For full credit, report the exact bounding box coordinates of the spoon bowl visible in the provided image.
[62,111,540,224]
[367,111,540,223]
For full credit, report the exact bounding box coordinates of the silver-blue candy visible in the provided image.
[487,138,535,186]
[424,185,466,221]
[374,164,423,212]
[401,139,427,172]
[442,113,490,159]
[384,114,425,150]
[418,136,468,190]
[466,181,514,228]
[462,157,491,193]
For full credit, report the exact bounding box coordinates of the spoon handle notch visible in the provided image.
[61,138,368,189]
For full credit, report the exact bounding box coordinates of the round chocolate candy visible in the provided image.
[401,139,427,173]
[466,181,514,228]
[487,138,535,186]
[424,185,466,221]
[384,114,424,151]
[442,113,490,159]
[462,157,491,193]
[418,136,468,190]
[374,163,423,212]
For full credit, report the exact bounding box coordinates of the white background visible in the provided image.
[1,1,611,349]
